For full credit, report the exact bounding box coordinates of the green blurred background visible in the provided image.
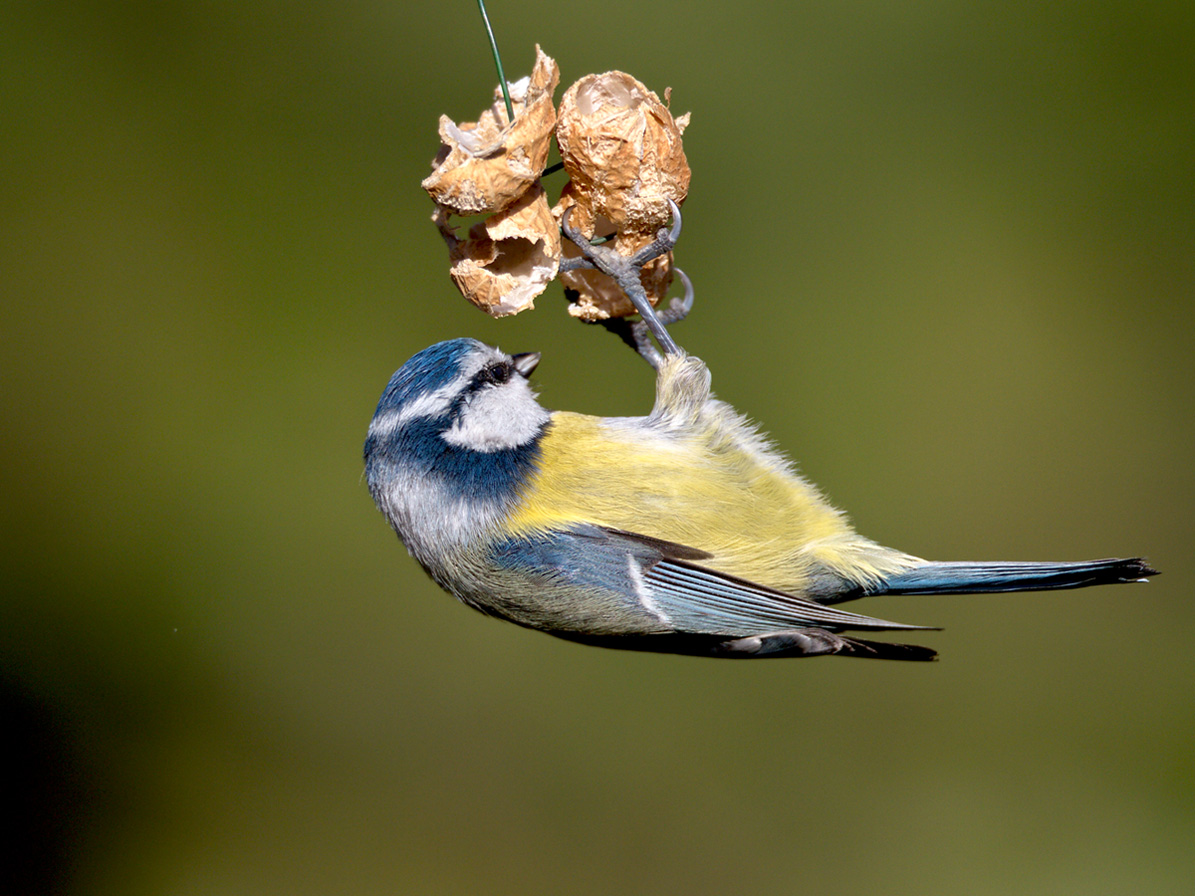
[3,1,1192,893]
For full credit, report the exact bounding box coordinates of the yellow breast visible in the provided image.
[503,411,894,592]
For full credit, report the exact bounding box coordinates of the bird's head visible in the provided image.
[364,339,548,518]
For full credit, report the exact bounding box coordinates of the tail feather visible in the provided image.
[875,557,1158,596]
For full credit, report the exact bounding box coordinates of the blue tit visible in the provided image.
[363,338,1157,660]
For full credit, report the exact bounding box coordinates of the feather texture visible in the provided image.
[364,341,1157,661]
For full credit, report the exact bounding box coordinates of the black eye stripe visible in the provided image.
[470,361,513,391]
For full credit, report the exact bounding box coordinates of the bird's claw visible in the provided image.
[560,199,688,366]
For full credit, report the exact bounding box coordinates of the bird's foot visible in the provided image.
[711,628,938,661]
[560,199,689,368]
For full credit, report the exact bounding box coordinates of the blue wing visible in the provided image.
[489,524,932,637]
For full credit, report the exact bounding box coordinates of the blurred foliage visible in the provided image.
[2,1,1192,894]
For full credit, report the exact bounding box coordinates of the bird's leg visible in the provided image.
[594,270,694,368]
[560,199,691,368]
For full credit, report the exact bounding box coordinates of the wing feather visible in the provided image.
[491,524,932,636]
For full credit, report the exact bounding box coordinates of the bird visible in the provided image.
[363,337,1157,661]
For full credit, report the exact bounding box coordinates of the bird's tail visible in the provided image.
[873,557,1157,596]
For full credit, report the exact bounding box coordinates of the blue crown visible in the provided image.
[374,339,483,417]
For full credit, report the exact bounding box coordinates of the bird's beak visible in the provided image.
[511,352,541,378]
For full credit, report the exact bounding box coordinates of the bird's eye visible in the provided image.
[478,362,512,386]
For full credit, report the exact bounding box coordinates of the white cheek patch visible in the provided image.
[441,380,550,452]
